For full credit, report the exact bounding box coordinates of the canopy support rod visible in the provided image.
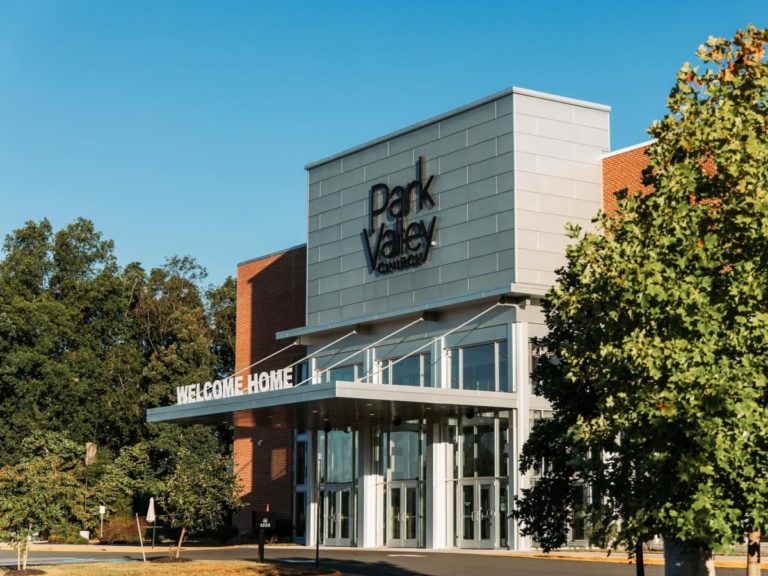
[361,300,517,384]
[319,316,425,381]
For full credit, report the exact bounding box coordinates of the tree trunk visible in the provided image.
[664,540,716,576]
[747,530,761,576]
[636,540,646,576]
[175,526,187,559]
[22,538,29,571]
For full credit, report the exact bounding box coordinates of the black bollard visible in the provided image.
[257,511,272,564]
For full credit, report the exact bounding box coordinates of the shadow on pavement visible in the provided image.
[255,557,428,576]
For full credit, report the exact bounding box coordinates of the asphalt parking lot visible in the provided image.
[0,545,758,576]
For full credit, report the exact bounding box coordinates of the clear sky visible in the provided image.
[1,0,765,285]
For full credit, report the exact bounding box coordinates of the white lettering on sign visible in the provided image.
[175,368,294,405]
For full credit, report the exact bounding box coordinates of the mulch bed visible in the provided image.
[3,570,47,575]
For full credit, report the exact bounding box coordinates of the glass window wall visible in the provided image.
[381,353,432,387]
[318,430,355,484]
[326,364,362,383]
[449,341,509,392]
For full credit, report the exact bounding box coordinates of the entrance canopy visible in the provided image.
[146,380,517,429]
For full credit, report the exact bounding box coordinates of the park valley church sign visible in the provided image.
[361,157,437,275]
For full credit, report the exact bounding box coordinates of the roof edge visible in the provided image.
[603,139,656,159]
[237,243,306,268]
[305,86,611,170]
[278,282,547,340]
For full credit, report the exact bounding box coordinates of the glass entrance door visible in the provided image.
[452,411,511,549]
[317,430,356,546]
[388,481,419,547]
[379,422,425,548]
[458,479,495,548]
[323,485,353,546]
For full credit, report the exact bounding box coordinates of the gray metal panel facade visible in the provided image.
[513,91,610,286]
[306,88,609,328]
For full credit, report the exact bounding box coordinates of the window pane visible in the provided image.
[498,343,509,392]
[327,430,353,483]
[498,413,509,479]
[423,352,432,387]
[295,491,306,538]
[317,433,325,483]
[463,343,495,391]
[476,423,495,476]
[391,430,419,480]
[329,365,356,383]
[450,350,460,389]
[296,441,307,485]
[392,356,421,386]
[294,362,309,385]
[462,426,474,477]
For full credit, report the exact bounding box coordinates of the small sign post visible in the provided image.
[257,505,273,564]
[98,506,105,539]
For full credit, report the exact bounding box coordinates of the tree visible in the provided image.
[515,26,768,576]
[206,275,237,380]
[0,219,233,462]
[0,218,143,461]
[92,424,241,557]
[159,445,242,558]
[133,257,216,410]
[0,433,84,571]
[0,218,240,547]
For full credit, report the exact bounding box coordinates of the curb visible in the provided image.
[0,545,225,554]
[504,552,768,570]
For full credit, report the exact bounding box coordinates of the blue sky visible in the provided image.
[1,0,765,285]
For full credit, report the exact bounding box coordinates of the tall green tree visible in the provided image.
[0,218,239,539]
[515,26,768,576]
[207,275,236,380]
[0,219,236,460]
[0,218,139,460]
[134,256,215,409]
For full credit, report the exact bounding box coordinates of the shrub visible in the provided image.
[48,522,88,544]
[100,516,148,544]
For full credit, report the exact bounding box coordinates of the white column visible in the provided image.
[426,420,450,548]
[307,430,318,547]
[512,321,532,551]
[375,454,385,546]
[357,426,379,547]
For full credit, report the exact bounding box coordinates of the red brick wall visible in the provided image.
[602,143,653,216]
[233,245,307,537]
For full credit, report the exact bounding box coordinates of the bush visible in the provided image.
[48,522,88,544]
[100,516,148,544]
